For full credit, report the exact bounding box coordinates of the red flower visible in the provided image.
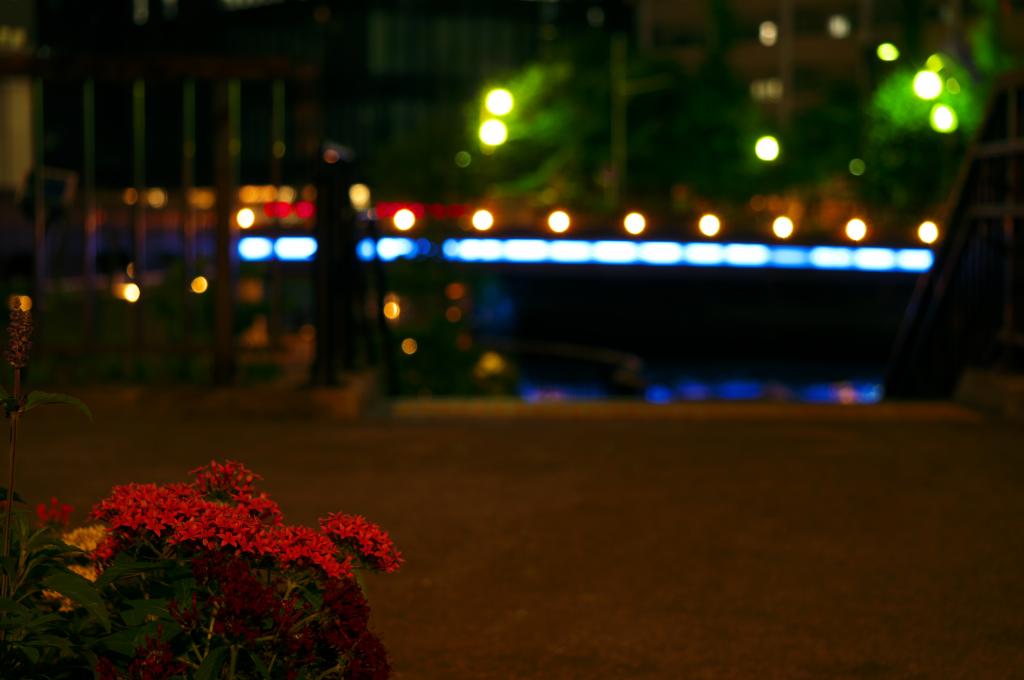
[257,525,353,580]
[191,460,259,499]
[35,496,73,528]
[320,513,402,573]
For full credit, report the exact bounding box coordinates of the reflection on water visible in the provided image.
[519,362,884,405]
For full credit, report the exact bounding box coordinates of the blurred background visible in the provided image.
[0,0,1022,405]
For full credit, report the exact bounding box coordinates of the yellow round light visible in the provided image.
[926,53,944,71]
[349,183,371,211]
[913,70,943,100]
[484,88,514,116]
[123,283,141,303]
[472,209,495,231]
[548,210,571,234]
[146,188,167,209]
[930,104,958,133]
[479,119,508,146]
[393,208,416,231]
[845,218,868,242]
[383,301,400,320]
[876,42,899,62]
[772,216,794,239]
[623,212,646,235]
[755,135,780,162]
[917,220,939,244]
[190,276,208,294]
[698,213,721,237]
[401,338,418,355]
[236,207,256,229]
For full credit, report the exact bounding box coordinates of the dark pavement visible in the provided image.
[15,399,1024,679]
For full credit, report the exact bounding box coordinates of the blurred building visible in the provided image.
[635,0,1024,121]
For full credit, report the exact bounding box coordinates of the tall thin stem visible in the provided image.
[1,367,20,598]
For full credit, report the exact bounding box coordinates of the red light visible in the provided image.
[295,201,315,219]
[263,201,292,219]
[427,204,446,219]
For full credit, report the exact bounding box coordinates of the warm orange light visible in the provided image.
[236,207,256,229]
[446,306,462,322]
[190,276,209,294]
[845,218,867,242]
[472,209,494,231]
[623,212,646,235]
[772,216,794,239]
[548,210,570,234]
[917,220,939,244]
[446,282,466,300]
[401,338,418,355]
[393,208,416,231]
[698,213,721,237]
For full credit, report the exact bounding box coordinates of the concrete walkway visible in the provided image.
[14,399,1024,678]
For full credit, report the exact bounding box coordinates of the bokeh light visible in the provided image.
[876,43,899,62]
[472,209,495,231]
[930,104,958,133]
[548,210,570,234]
[190,276,208,294]
[349,183,371,211]
[393,208,416,231]
[772,216,794,239]
[918,221,939,244]
[849,158,866,176]
[236,207,255,229]
[913,70,943,100]
[484,88,514,116]
[401,338,418,355]
[698,214,721,237]
[755,135,780,161]
[845,218,868,242]
[623,212,646,235]
[479,119,508,146]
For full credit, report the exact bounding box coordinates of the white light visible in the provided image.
[484,88,514,116]
[853,248,896,271]
[809,246,853,269]
[238,237,274,261]
[549,241,592,263]
[592,241,638,264]
[759,21,778,47]
[472,209,495,231]
[755,135,780,161]
[479,119,509,146]
[274,237,318,261]
[638,242,685,265]
[698,214,721,237]
[686,243,725,265]
[548,210,571,234]
[772,216,794,239]
[457,239,503,262]
[913,70,943,100]
[393,208,416,231]
[918,221,939,244]
[377,237,416,261]
[897,249,934,272]
[724,244,770,267]
[236,207,256,229]
[845,218,868,242]
[503,240,550,262]
[827,14,851,39]
[623,212,646,235]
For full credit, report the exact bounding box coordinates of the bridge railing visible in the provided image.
[885,72,1024,397]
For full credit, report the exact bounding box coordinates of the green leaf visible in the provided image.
[24,391,92,420]
[247,649,272,679]
[95,554,169,588]
[195,646,229,680]
[121,598,170,627]
[42,570,110,632]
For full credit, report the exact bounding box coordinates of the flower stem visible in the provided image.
[1,367,21,598]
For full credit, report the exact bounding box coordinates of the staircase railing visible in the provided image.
[885,71,1024,398]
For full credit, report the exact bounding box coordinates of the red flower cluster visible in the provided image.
[35,496,73,528]
[321,513,403,573]
[97,632,188,680]
[91,461,357,581]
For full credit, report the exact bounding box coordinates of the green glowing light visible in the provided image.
[913,70,943,100]
[479,119,508,146]
[930,104,958,133]
[849,158,866,176]
[754,135,780,162]
[484,88,514,116]
[876,43,900,62]
[926,53,944,71]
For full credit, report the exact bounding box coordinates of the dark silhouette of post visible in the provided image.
[212,80,238,385]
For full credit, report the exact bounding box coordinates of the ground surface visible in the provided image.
[15,398,1024,679]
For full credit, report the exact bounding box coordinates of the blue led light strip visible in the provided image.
[239,236,934,273]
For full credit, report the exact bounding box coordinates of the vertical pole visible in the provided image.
[1002,86,1017,364]
[131,78,147,353]
[212,80,238,385]
[779,0,795,125]
[182,78,196,346]
[609,34,627,209]
[269,79,286,346]
[82,79,97,348]
[31,79,45,321]
[311,152,338,386]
